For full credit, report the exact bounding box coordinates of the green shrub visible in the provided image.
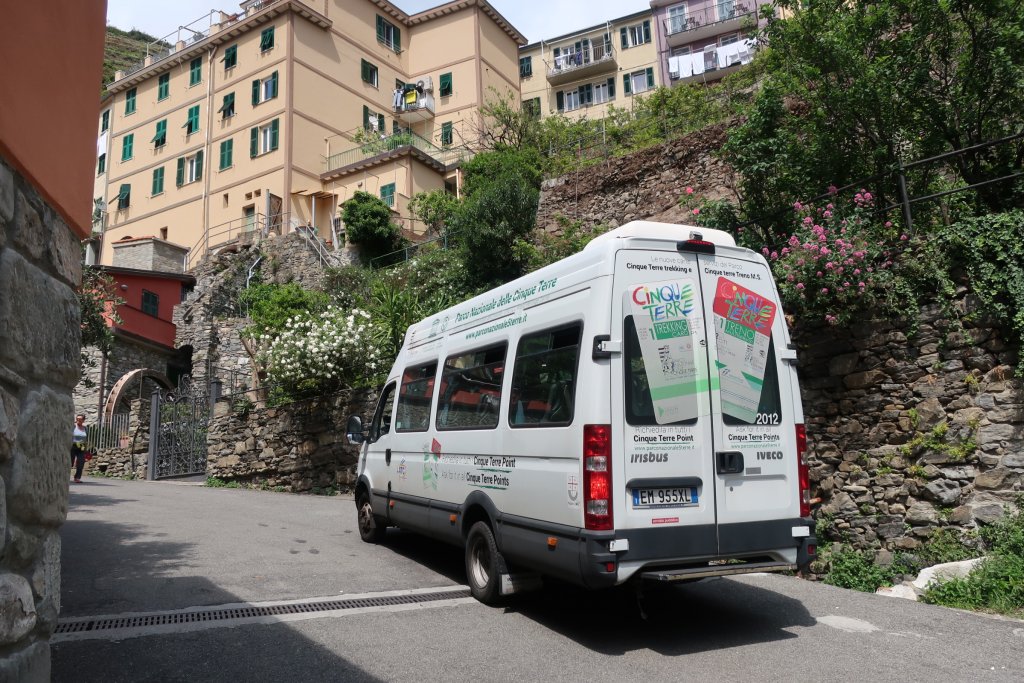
[821,544,898,592]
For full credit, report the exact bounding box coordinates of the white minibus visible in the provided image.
[346,221,816,603]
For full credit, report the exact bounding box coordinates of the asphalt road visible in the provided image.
[54,478,1024,682]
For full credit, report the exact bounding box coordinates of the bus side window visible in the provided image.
[509,323,582,428]
[371,382,396,441]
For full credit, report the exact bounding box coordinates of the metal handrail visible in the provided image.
[546,42,616,77]
[186,212,288,271]
[663,2,753,37]
[324,131,469,173]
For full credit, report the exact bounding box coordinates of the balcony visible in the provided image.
[393,90,435,124]
[663,2,756,49]
[321,130,469,181]
[546,41,617,86]
[668,38,756,83]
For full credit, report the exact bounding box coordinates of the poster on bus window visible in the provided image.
[629,279,701,424]
[712,277,777,423]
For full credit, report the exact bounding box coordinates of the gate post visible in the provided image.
[146,388,161,480]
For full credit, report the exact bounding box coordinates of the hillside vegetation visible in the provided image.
[101,26,168,95]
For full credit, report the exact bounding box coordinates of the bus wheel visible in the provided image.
[356,492,386,543]
[465,521,503,604]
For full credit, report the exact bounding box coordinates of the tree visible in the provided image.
[77,267,124,387]
[470,87,542,152]
[341,191,404,263]
[408,189,460,237]
[727,0,1024,233]
[449,147,542,288]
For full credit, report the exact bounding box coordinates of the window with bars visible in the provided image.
[252,71,279,104]
[189,57,202,86]
[158,73,169,100]
[141,290,159,317]
[376,15,401,52]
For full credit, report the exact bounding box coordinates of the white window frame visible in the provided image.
[593,82,610,104]
[186,154,201,184]
[667,4,687,33]
[260,123,275,154]
[627,23,646,47]
[564,89,581,112]
[379,20,399,52]
[630,70,649,95]
[720,33,740,46]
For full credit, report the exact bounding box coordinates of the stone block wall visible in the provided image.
[73,342,175,424]
[206,389,377,492]
[800,298,1022,554]
[0,157,82,680]
[111,237,188,273]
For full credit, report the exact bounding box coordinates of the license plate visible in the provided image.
[632,487,698,509]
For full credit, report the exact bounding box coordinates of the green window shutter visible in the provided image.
[556,91,564,111]
[270,119,279,151]
[125,88,136,115]
[620,27,627,49]
[392,120,399,135]
[97,154,105,174]
[377,113,385,132]
[608,77,615,98]
[158,74,169,100]
[441,121,453,146]
[270,71,278,99]
[152,119,166,146]
[176,157,185,186]
[190,57,202,86]
[222,44,237,69]
[152,167,164,195]
[439,72,452,97]
[643,20,651,43]
[250,126,259,158]
[219,92,234,117]
[646,67,655,89]
[623,74,631,95]
[186,105,200,134]
[585,83,593,104]
[195,150,204,181]
[252,78,261,105]
[101,110,109,132]
[220,139,233,170]
[380,183,395,207]
[260,27,274,52]
[117,183,131,209]
[122,134,133,161]
[393,26,401,51]
[363,105,370,130]
[376,15,385,42]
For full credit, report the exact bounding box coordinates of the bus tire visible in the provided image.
[356,492,386,543]
[465,521,503,604]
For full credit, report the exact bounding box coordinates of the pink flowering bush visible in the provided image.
[765,190,906,327]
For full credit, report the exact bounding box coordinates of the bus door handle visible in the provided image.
[716,451,744,475]
[385,448,392,466]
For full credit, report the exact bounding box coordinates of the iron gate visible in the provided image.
[147,377,210,480]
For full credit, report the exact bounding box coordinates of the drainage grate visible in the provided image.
[55,588,472,635]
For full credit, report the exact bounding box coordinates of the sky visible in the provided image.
[105,0,653,46]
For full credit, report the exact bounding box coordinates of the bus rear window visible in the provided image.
[624,316,697,426]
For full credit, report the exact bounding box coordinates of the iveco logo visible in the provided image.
[757,451,783,460]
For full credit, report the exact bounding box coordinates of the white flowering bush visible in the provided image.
[261,307,385,397]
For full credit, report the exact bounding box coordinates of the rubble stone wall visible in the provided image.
[0,157,82,680]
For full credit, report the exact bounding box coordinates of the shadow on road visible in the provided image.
[377,527,467,584]
[54,481,386,683]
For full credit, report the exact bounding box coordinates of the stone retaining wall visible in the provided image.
[801,298,1022,555]
[205,389,378,492]
[0,157,82,679]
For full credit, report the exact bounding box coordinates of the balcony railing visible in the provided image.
[185,212,287,271]
[323,130,468,175]
[546,41,616,80]
[664,2,754,38]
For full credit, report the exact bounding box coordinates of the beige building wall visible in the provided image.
[519,10,660,121]
[96,0,525,267]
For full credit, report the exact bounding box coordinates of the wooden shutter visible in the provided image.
[363,105,370,130]
[195,150,204,181]
[556,91,564,111]
[377,113,385,132]
[393,26,401,51]
[176,157,185,186]
[270,119,279,151]
[252,78,261,105]
[270,71,279,99]
[250,127,259,158]
[623,74,631,95]
[620,27,627,49]
[646,67,655,89]
[608,77,615,98]
[643,20,651,43]
[376,15,385,42]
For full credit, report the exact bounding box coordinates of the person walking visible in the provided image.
[71,413,88,483]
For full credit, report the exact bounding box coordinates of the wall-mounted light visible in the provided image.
[120,284,128,291]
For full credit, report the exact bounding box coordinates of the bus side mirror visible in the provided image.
[346,415,365,445]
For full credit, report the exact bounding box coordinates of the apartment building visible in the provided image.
[518,9,659,120]
[652,0,765,87]
[95,0,525,269]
